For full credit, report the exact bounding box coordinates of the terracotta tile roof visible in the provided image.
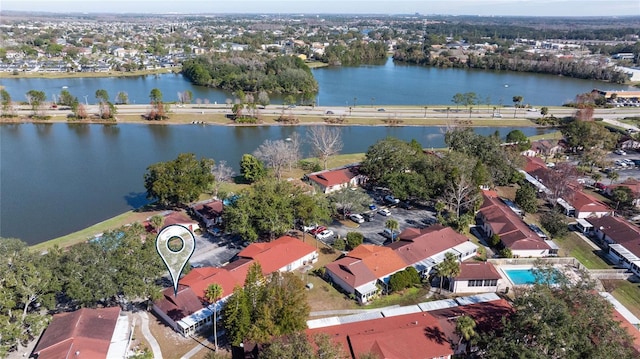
[391,225,470,265]
[609,178,640,194]
[237,236,316,274]
[181,267,243,301]
[306,167,357,188]
[325,256,377,289]
[306,310,454,359]
[192,200,224,218]
[456,262,501,280]
[163,211,199,227]
[346,245,407,278]
[154,285,204,322]
[32,307,120,359]
[523,156,547,173]
[429,299,513,342]
[479,191,551,251]
[567,186,612,215]
[588,216,640,257]
[612,310,640,355]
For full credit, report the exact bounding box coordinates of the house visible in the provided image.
[306,308,455,359]
[586,216,640,275]
[522,140,564,159]
[389,224,478,276]
[477,191,553,257]
[325,225,478,304]
[306,294,513,358]
[305,165,366,194]
[559,185,612,219]
[450,262,502,294]
[191,200,224,228]
[326,245,406,303]
[144,211,200,233]
[31,307,128,359]
[153,236,317,336]
[606,178,640,208]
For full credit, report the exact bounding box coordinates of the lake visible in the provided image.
[0,123,554,244]
[1,58,634,106]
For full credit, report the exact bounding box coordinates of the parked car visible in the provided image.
[378,208,391,216]
[316,229,334,240]
[399,201,414,210]
[369,204,378,211]
[325,110,334,115]
[302,224,318,232]
[594,182,607,191]
[363,212,376,221]
[377,108,386,112]
[382,228,399,239]
[614,149,627,155]
[349,213,365,224]
[309,226,326,236]
[384,195,400,204]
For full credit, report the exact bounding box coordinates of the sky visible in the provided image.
[1,0,639,17]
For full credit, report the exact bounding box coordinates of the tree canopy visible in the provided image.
[144,153,215,208]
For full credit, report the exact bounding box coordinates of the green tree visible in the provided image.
[512,95,523,118]
[607,170,620,185]
[455,315,477,354]
[611,186,634,210]
[144,153,215,207]
[149,215,165,232]
[205,283,223,351]
[478,270,636,358]
[221,286,251,347]
[58,89,75,107]
[240,154,266,183]
[345,232,364,250]
[0,88,12,116]
[540,106,549,117]
[452,92,465,111]
[505,129,531,151]
[384,219,400,241]
[26,90,46,116]
[95,89,109,103]
[434,252,460,292]
[515,183,539,214]
[488,234,501,247]
[540,210,568,238]
[150,88,163,104]
[360,137,421,184]
[328,188,371,219]
[116,91,129,105]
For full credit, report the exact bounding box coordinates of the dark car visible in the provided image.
[399,201,414,210]
[363,212,376,221]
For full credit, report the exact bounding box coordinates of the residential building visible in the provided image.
[477,190,554,257]
[587,216,640,275]
[31,307,129,359]
[557,185,612,219]
[450,262,502,294]
[153,236,317,336]
[304,165,366,194]
[191,199,224,228]
[325,225,478,303]
[606,178,640,208]
[306,294,513,358]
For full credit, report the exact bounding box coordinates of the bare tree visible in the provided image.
[540,162,579,204]
[253,139,299,181]
[211,160,236,198]
[442,172,480,218]
[307,126,343,170]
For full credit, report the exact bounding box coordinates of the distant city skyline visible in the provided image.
[2,0,639,17]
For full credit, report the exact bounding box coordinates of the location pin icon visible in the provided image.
[156,224,196,296]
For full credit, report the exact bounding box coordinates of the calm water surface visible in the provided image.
[0,123,553,244]
[1,58,634,106]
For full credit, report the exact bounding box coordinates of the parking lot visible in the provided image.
[320,193,438,246]
[189,232,243,267]
[605,150,640,183]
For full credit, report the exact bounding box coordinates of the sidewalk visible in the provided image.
[137,312,163,359]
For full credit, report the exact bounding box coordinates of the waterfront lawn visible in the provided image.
[527,131,563,141]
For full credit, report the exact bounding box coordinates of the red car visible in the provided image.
[594,182,607,191]
[309,226,326,236]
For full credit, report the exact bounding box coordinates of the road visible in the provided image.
[13,104,640,122]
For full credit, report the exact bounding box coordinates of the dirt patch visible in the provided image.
[148,314,216,358]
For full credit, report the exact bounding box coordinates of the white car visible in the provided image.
[349,213,365,224]
[378,209,391,216]
[614,149,627,155]
[384,195,400,204]
[316,229,334,240]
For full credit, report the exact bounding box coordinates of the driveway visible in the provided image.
[189,232,242,267]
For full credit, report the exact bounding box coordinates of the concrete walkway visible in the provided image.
[574,231,601,251]
[137,312,163,359]
[310,305,401,317]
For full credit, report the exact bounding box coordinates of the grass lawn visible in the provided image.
[30,209,165,252]
[365,286,431,309]
[602,279,640,319]
[528,131,563,141]
[555,232,610,269]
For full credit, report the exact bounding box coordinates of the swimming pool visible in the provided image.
[503,268,540,285]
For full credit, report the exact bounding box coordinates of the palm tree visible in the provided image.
[434,252,460,293]
[512,95,523,118]
[607,170,619,185]
[205,283,223,351]
[385,219,399,241]
[455,315,477,354]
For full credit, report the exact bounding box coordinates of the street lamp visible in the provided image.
[83,95,88,106]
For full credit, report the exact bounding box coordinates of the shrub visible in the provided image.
[346,232,364,250]
[540,210,568,238]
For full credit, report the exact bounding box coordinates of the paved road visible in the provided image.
[137,311,163,359]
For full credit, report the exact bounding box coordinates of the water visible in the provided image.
[1,58,634,106]
[503,268,559,285]
[0,123,553,244]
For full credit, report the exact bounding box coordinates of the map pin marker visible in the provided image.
[156,224,196,296]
